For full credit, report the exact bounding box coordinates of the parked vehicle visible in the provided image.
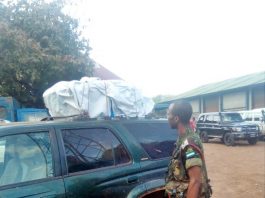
[196,112,260,146]
[239,108,265,140]
[0,97,49,122]
[0,119,10,124]
[0,118,177,198]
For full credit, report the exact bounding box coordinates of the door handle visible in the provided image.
[127,176,139,184]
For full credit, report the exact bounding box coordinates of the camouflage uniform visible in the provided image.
[165,128,212,198]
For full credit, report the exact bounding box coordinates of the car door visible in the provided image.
[196,115,205,132]
[56,124,142,198]
[204,115,214,136]
[0,126,65,198]
[212,114,222,137]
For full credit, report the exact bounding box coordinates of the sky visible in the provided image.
[67,0,265,97]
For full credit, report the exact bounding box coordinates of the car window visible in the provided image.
[123,122,177,160]
[222,113,243,122]
[213,115,220,123]
[205,115,213,123]
[0,132,53,186]
[61,128,130,173]
[198,115,205,123]
[253,113,261,121]
[244,113,252,121]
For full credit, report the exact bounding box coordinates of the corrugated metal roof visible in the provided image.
[155,71,265,109]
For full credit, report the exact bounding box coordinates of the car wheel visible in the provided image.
[200,131,209,143]
[247,138,258,145]
[223,133,235,146]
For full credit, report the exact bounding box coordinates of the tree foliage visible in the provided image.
[0,0,94,107]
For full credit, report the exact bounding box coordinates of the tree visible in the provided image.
[0,0,94,107]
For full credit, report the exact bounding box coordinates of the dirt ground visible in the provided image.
[203,139,265,198]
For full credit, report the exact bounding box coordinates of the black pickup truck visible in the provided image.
[196,112,260,146]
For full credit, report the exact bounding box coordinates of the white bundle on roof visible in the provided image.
[43,77,154,118]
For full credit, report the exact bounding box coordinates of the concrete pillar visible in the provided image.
[200,97,204,113]
[248,88,252,110]
[219,94,223,112]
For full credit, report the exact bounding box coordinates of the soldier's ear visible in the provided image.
[175,115,179,122]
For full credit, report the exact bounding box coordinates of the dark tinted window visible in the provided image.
[62,128,130,173]
[123,122,177,159]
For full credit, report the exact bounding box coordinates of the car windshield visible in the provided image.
[221,113,243,122]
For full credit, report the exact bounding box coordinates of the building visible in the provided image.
[155,71,265,117]
[93,63,123,80]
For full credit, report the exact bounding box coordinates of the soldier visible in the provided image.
[165,101,212,198]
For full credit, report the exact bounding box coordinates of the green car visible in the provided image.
[0,119,177,198]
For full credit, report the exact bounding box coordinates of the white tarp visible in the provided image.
[43,77,154,118]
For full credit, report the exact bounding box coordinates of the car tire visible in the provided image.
[223,133,235,146]
[200,131,209,143]
[247,138,258,145]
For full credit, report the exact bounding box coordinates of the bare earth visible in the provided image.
[203,140,265,198]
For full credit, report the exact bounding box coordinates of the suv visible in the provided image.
[239,108,265,140]
[196,112,260,146]
[0,118,176,198]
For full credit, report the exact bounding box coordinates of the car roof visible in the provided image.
[0,118,168,131]
[199,112,219,115]
[199,112,240,116]
[241,108,265,113]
